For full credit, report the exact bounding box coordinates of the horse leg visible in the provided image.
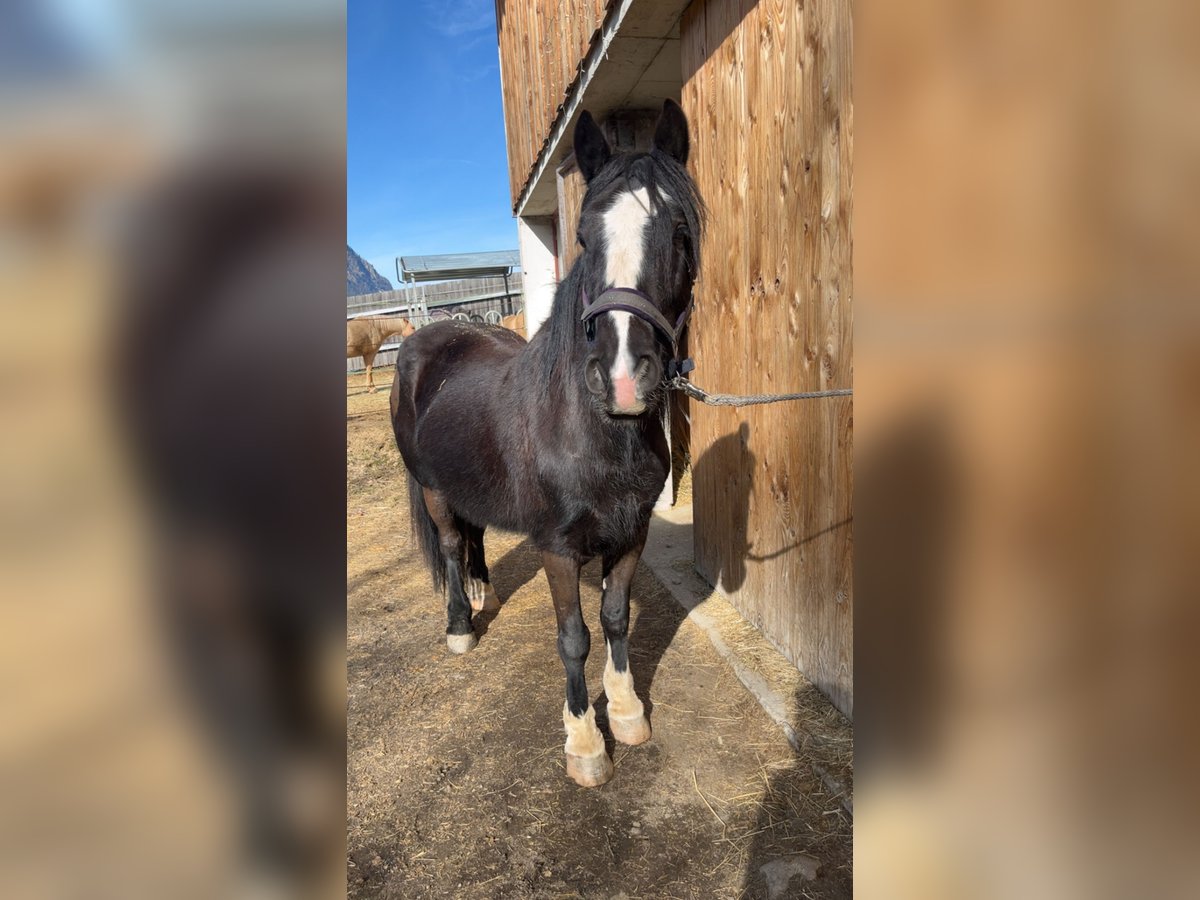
[463,522,499,613]
[601,532,652,745]
[422,488,476,653]
[363,350,377,393]
[544,551,612,787]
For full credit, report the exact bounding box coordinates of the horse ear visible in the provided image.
[574,111,611,183]
[653,99,689,165]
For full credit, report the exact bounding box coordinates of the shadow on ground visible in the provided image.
[347,385,853,898]
[481,537,692,734]
[740,678,855,897]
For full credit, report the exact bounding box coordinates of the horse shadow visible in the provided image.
[472,535,544,639]
[738,405,958,897]
[694,421,755,593]
[851,404,958,770]
[474,422,759,735]
[622,422,757,723]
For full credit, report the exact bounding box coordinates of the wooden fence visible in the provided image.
[346,274,525,373]
[347,274,523,316]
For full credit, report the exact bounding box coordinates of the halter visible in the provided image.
[580,285,696,378]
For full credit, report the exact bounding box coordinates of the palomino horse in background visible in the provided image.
[390,100,703,787]
[347,316,416,393]
[499,309,526,337]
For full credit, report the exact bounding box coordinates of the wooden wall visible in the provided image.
[681,0,854,716]
[554,110,660,277]
[556,155,586,275]
[495,0,613,209]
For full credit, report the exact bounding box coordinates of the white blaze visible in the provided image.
[602,186,651,286]
[602,187,650,383]
[610,310,634,383]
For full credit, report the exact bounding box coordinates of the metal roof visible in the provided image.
[396,250,521,284]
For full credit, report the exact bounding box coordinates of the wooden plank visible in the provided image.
[601,107,658,152]
[679,0,706,506]
[555,154,586,275]
[532,0,542,164]
[560,0,574,107]
[539,0,552,142]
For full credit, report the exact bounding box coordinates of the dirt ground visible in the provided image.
[348,369,852,899]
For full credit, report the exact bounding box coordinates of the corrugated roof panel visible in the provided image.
[397,250,521,283]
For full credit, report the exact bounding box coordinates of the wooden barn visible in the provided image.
[494,0,852,717]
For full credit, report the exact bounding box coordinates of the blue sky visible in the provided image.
[348,0,519,288]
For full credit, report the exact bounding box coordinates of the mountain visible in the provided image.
[347,245,394,296]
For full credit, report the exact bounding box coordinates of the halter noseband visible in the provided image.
[580,286,696,378]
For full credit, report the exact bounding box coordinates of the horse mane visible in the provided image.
[533,148,706,390]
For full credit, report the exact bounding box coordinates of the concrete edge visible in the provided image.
[642,505,854,815]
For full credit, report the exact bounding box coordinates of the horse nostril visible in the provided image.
[585,359,607,396]
[635,356,659,381]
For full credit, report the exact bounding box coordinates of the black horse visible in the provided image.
[390,100,704,787]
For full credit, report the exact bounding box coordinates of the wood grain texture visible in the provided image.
[495,0,613,208]
[682,0,854,717]
[556,154,586,274]
[555,109,661,287]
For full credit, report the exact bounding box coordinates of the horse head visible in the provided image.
[572,100,704,417]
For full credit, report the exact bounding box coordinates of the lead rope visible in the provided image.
[668,375,852,406]
[583,284,853,405]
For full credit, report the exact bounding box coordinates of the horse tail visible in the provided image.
[407,470,446,594]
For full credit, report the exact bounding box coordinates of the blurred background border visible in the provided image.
[1,0,1197,897]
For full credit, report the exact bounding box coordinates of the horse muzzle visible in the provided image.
[585,352,662,416]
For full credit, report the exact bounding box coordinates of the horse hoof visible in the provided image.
[565,751,613,787]
[610,713,652,746]
[446,632,478,654]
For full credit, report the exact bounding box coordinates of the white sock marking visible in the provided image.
[562,702,606,757]
[603,640,643,721]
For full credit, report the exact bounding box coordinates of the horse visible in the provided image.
[347,315,417,393]
[499,308,526,337]
[389,99,704,787]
